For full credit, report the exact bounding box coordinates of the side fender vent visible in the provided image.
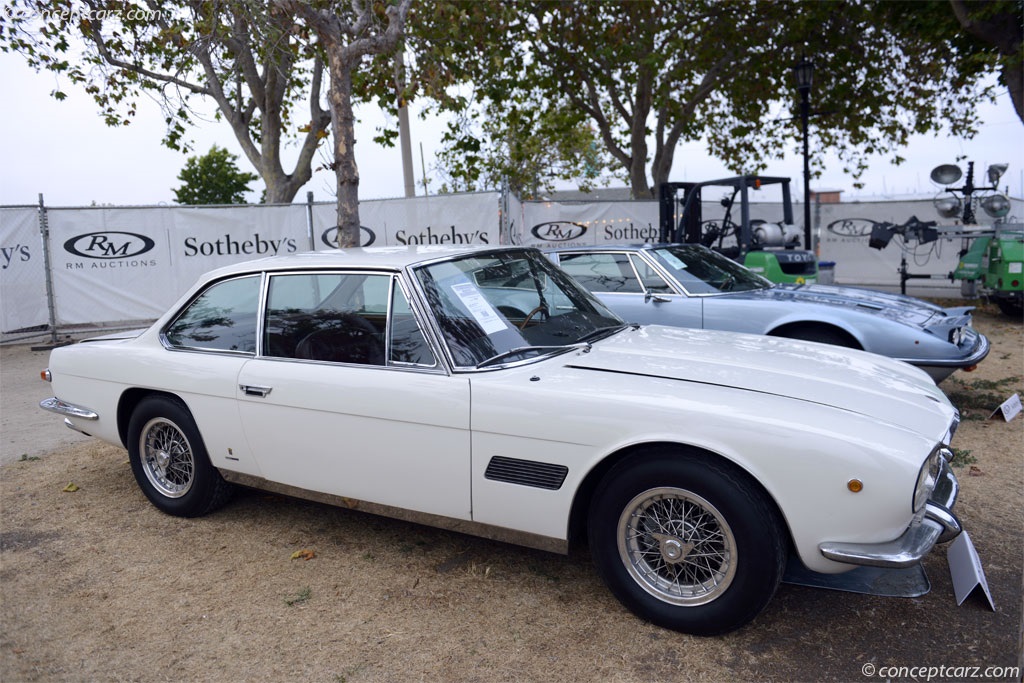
[484,456,569,490]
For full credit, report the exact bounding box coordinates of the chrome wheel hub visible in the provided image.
[652,533,694,564]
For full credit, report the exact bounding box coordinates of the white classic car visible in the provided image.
[41,246,963,635]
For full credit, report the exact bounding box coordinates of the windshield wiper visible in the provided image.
[476,343,590,369]
[575,323,636,344]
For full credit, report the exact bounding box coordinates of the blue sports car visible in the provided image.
[547,244,989,383]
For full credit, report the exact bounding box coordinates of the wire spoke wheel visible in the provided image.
[617,487,737,606]
[139,417,195,498]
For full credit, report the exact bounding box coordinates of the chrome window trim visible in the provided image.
[160,273,263,356]
[556,249,648,295]
[625,251,682,296]
[388,274,442,371]
[644,246,771,298]
[255,268,450,375]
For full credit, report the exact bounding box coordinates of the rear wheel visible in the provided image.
[588,448,786,636]
[127,395,233,517]
[776,325,858,348]
[994,297,1023,318]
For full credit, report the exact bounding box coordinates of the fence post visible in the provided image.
[305,191,316,251]
[37,193,59,345]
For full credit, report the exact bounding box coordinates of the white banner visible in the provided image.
[47,205,307,325]
[519,200,659,248]
[5,193,1020,332]
[0,207,48,332]
[816,200,962,290]
[310,192,501,249]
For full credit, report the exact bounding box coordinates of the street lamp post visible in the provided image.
[793,56,814,252]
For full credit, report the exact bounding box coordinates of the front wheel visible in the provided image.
[127,395,233,517]
[588,448,786,635]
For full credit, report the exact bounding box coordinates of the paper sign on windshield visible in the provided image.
[450,282,508,335]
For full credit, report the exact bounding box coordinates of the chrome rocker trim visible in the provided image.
[819,456,961,568]
[219,470,569,555]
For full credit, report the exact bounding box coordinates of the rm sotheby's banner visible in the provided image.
[46,205,306,325]
[2,193,501,332]
[0,208,48,332]
[3,192,1021,334]
[310,192,502,249]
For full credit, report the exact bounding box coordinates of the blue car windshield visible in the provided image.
[650,245,772,293]
[414,249,623,368]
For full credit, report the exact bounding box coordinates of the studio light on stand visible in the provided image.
[929,161,1010,225]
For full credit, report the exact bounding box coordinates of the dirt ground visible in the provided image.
[1,304,1022,683]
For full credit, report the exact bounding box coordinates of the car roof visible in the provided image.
[203,245,529,278]
[546,243,674,253]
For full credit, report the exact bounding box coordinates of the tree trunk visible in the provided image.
[328,62,362,248]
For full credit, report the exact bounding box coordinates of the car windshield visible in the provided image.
[650,244,772,293]
[413,249,624,368]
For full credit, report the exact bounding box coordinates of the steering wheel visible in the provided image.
[519,304,548,329]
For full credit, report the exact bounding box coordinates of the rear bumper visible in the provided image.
[40,397,99,435]
[819,456,961,568]
[40,397,99,421]
[908,333,990,383]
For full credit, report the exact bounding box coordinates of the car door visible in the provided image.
[236,270,472,520]
[556,251,703,328]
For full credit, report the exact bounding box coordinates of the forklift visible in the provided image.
[658,175,819,284]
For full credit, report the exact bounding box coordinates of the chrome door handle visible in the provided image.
[240,384,273,397]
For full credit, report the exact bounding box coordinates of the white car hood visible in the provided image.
[569,325,955,437]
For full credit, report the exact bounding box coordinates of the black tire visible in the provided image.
[778,326,858,348]
[994,297,1023,319]
[127,395,234,517]
[588,448,786,636]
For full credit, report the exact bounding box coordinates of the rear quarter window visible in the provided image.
[164,275,260,353]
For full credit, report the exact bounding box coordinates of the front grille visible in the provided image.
[484,456,569,490]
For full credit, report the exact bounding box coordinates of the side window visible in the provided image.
[629,255,675,293]
[389,282,436,367]
[264,272,388,366]
[558,253,643,293]
[164,276,260,353]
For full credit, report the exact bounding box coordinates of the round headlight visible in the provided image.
[913,450,942,512]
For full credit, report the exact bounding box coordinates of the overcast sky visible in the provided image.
[1,50,1021,208]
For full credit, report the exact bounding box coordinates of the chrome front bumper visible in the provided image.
[819,455,961,568]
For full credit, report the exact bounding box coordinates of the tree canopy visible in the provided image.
[173,145,258,205]
[2,0,1018,207]
[1,0,330,203]
[403,0,1017,197]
